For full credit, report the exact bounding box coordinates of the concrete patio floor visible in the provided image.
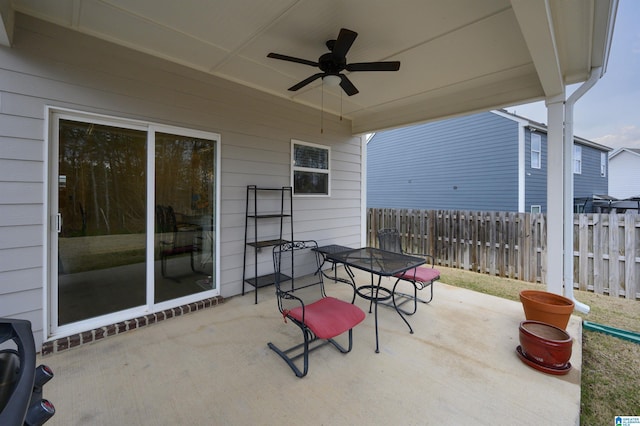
[40,269,583,425]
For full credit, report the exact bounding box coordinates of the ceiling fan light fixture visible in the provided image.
[323,74,341,87]
[268,28,400,96]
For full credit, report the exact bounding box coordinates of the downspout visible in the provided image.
[563,66,603,314]
[361,133,371,247]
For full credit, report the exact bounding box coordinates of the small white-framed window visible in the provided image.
[530,205,541,214]
[600,152,607,177]
[291,139,330,196]
[573,145,582,174]
[531,133,541,169]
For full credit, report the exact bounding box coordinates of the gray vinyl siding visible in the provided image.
[368,111,520,211]
[524,133,608,212]
[574,144,608,197]
[0,14,362,349]
[524,131,547,212]
[369,114,607,215]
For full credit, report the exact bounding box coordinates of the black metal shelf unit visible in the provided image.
[242,185,293,303]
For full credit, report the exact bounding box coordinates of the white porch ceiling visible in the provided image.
[3,0,617,134]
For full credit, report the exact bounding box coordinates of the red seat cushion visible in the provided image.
[395,266,440,283]
[287,297,365,340]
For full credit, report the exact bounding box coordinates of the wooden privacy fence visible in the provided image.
[367,208,640,300]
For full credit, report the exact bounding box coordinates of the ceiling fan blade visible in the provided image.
[267,52,318,67]
[346,61,401,72]
[332,28,358,58]
[339,74,359,96]
[288,73,325,91]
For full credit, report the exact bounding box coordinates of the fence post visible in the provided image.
[609,214,620,297]
[539,213,547,286]
[578,214,589,291]
[624,214,637,299]
[429,210,437,264]
[592,213,604,294]
[522,213,531,282]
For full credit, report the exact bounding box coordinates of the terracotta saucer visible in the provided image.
[516,345,571,375]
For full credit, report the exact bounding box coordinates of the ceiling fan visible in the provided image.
[267,28,400,96]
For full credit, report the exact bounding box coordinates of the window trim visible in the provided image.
[530,133,541,169]
[573,144,582,174]
[530,205,541,214]
[291,139,331,197]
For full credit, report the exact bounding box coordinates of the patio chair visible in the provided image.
[267,240,365,378]
[155,205,201,278]
[377,228,440,329]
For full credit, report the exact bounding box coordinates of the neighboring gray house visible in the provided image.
[367,110,612,213]
[608,148,640,199]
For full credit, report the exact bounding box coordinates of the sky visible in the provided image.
[505,0,640,151]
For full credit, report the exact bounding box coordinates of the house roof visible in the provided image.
[609,147,640,160]
[495,110,613,152]
[1,0,618,135]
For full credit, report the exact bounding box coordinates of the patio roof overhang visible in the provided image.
[0,0,617,135]
[0,1,619,307]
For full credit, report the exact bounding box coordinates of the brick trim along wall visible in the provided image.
[41,296,224,356]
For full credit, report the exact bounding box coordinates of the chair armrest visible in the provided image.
[276,290,307,323]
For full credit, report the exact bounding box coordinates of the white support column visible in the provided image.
[518,123,525,212]
[545,96,565,295]
[360,134,368,247]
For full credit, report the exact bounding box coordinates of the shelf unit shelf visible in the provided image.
[242,185,293,304]
[246,238,288,249]
[247,214,292,219]
[244,272,292,289]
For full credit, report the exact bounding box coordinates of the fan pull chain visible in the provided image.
[320,83,324,134]
[340,89,343,121]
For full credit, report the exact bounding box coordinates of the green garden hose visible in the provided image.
[583,321,640,344]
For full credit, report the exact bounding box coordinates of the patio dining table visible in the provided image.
[312,244,356,286]
[322,247,426,353]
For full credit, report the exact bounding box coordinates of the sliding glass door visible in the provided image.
[154,132,216,303]
[50,112,219,334]
[56,119,147,325]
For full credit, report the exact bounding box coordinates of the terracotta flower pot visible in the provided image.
[518,320,572,370]
[519,290,574,330]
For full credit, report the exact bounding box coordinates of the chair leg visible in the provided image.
[391,283,415,334]
[189,249,203,274]
[327,329,354,354]
[267,328,355,378]
[267,331,311,378]
[391,279,419,316]
[421,282,434,304]
[389,279,436,334]
[160,253,167,277]
[392,280,435,314]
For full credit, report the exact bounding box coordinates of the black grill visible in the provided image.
[0,319,55,426]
